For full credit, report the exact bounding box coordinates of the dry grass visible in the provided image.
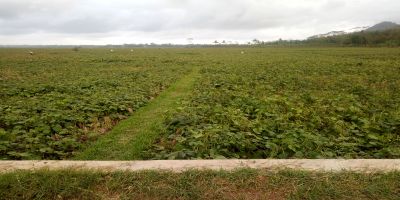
[0,169,399,200]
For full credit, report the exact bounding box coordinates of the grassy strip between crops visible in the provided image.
[0,169,399,200]
[74,68,199,160]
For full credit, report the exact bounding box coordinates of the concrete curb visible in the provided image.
[1,159,399,172]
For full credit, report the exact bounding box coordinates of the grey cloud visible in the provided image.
[0,0,399,44]
[0,0,76,19]
[163,0,317,30]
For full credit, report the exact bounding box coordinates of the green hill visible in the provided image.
[306,23,400,46]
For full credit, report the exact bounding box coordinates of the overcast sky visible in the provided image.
[0,0,399,45]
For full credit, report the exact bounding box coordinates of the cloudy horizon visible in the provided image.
[0,0,399,45]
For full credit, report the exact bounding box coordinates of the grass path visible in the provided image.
[74,68,199,160]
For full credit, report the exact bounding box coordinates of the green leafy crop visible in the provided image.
[0,48,190,159]
[147,48,400,159]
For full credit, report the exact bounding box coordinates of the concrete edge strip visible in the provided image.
[1,159,399,173]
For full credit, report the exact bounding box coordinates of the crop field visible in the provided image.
[1,47,400,160]
[147,48,400,159]
[0,49,191,159]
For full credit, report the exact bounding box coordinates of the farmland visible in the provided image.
[147,48,400,159]
[1,47,400,159]
[0,48,191,159]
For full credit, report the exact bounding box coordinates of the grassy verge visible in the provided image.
[0,169,399,200]
[74,68,199,160]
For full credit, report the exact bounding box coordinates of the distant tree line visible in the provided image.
[305,28,400,47]
[3,28,399,49]
[257,28,400,47]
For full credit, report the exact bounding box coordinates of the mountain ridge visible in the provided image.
[365,21,400,32]
[309,21,399,39]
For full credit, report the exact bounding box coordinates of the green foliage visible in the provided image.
[146,48,400,159]
[0,48,190,159]
[2,47,400,160]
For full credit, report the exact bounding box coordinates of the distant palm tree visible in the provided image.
[252,38,261,45]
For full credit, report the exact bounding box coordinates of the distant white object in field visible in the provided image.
[241,51,245,54]
[29,51,34,55]
[110,49,114,52]
[130,49,134,52]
